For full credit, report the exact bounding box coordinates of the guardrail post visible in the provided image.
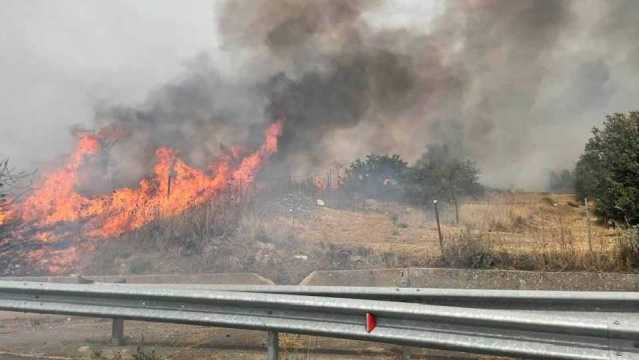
[111,278,127,345]
[75,276,125,345]
[112,318,124,345]
[266,330,279,360]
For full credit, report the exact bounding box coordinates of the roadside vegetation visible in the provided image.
[575,112,639,226]
[0,159,29,238]
[10,113,639,279]
[80,110,639,281]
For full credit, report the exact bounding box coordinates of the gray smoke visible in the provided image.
[88,55,267,188]
[3,0,639,190]
[213,0,639,187]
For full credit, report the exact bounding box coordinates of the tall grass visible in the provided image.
[442,226,638,272]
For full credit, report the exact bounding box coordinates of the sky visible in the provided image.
[0,1,222,167]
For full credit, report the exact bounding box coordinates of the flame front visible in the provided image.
[1,121,283,273]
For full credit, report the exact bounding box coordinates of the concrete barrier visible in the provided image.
[300,268,407,286]
[301,267,639,290]
[2,272,275,285]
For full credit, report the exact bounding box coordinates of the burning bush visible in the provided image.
[0,121,283,274]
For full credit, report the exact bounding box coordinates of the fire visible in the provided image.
[313,176,327,192]
[2,121,283,273]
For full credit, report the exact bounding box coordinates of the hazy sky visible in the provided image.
[0,1,223,167]
[0,0,439,168]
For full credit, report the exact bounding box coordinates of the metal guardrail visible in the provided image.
[0,281,638,359]
[134,284,639,312]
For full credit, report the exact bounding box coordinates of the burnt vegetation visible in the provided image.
[0,159,29,236]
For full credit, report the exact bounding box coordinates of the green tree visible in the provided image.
[575,112,639,225]
[342,154,408,200]
[404,145,483,218]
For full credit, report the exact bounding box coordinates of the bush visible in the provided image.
[403,145,484,206]
[575,112,639,225]
[442,231,495,269]
[617,226,639,269]
[343,147,484,209]
[342,154,407,200]
[0,159,29,238]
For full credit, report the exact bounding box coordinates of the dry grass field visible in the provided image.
[262,193,605,255]
[248,192,633,271]
[85,191,638,282]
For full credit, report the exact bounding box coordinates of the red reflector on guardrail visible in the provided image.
[366,312,376,333]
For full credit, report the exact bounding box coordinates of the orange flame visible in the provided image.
[0,209,7,225]
[3,121,283,272]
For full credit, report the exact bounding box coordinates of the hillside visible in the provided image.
[80,192,633,284]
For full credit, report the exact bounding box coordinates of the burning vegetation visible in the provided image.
[0,121,282,273]
[2,0,639,277]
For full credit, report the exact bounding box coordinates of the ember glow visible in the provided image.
[1,121,283,273]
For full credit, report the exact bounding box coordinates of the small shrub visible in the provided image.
[442,231,495,269]
[488,219,509,232]
[617,226,639,269]
[128,258,152,274]
[541,196,555,206]
[133,347,163,360]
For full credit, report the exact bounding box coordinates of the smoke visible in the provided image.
[88,55,267,189]
[218,0,458,177]
[2,0,639,190]
[213,0,639,188]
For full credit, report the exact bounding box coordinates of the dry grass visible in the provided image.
[249,192,636,273]
[442,226,638,272]
[458,193,620,254]
[259,192,620,257]
[83,191,638,278]
[439,192,637,272]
